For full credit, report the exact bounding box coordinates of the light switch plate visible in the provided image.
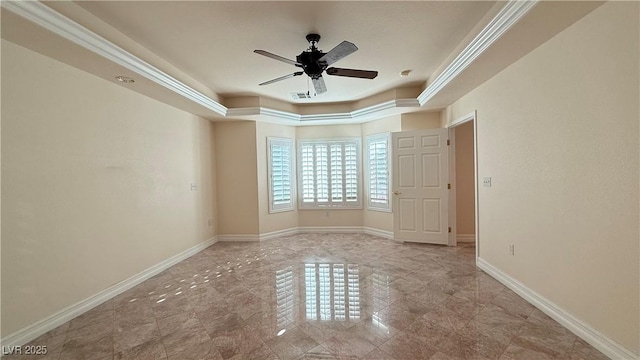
[483,177,492,187]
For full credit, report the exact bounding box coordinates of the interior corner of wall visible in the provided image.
[441,107,452,128]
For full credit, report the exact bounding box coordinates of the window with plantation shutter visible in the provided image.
[267,137,295,213]
[298,138,361,209]
[366,133,391,211]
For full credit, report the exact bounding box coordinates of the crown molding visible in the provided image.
[417,0,538,105]
[226,98,422,125]
[1,0,229,117]
[2,0,535,125]
[350,98,420,119]
[226,107,301,123]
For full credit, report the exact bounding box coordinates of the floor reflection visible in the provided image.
[308,263,359,321]
[276,267,296,330]
[276,263,390,328]
[371,272,391,333]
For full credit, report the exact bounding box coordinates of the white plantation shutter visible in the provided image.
[298,138,361,208]
[366,133,391,211]
[268,137,295,213]
[317,145,329,203]
[301,144,314,203]
[345,143,358,202]
[330,144,343,202]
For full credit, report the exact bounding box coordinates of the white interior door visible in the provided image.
[392,129,449,244]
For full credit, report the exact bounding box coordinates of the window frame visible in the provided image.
[267,137,295,213]
[297,137,362,210]
[365,133,392,212]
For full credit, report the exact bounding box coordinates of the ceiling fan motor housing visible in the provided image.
[296,50,327,79]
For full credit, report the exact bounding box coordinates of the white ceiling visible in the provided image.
[1,1,603,124]
[74,1,496,104]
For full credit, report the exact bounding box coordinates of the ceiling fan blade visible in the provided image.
[326,67,378,79]
[318,41,358,66]
[312,76,327,94]
[259,71,303,86]
[254,50,300,66]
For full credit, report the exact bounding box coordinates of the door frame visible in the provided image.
[447,111,479,259]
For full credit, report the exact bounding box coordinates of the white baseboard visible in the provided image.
[477,258,638,360]
[363,227,394,240]
[0,236,218,349]
[259,227,299,241]
[456,234,476,242]
[297,226,363,234]
[218,227,395,242]
[217,234,259,242]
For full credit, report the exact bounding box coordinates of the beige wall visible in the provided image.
[1,40,217,336]
[362,116,402,232]
[298,210,363,228]
[296,124,362,139]
[255,121,298,234]
[363,115,402,136]
[454,121,475,235]
[401,111,442,131]
[448,2,639,353]
[214,121,259,235]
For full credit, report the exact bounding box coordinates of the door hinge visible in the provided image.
[447,183,451,189]
[448,227,451,233]
[447,139,450,146]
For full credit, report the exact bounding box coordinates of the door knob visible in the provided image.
[393,191,402,195]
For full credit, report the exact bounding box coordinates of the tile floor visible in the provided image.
[9,233,609,360]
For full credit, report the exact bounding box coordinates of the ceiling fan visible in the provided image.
[254,34,378,95]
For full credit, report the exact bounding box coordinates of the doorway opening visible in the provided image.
[448,111,478,258]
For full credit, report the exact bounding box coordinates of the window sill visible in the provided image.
[268,207,295,214]
[298,206,363,211]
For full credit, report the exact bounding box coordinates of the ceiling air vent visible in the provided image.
[290,92,313,100]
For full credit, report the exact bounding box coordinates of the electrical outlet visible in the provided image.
[208,219,213,227]
[483,177,492,187]
[191,183,198,191]
[325,211,330,217]
[509,244,515,255]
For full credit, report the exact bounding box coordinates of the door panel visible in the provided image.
[398,199,417,232]
[397,136,416,149]
[393,128,449,244]
[422,154,440,187]
[421,135,440,147]
[422,199,441,233]
[398,155,416,188]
